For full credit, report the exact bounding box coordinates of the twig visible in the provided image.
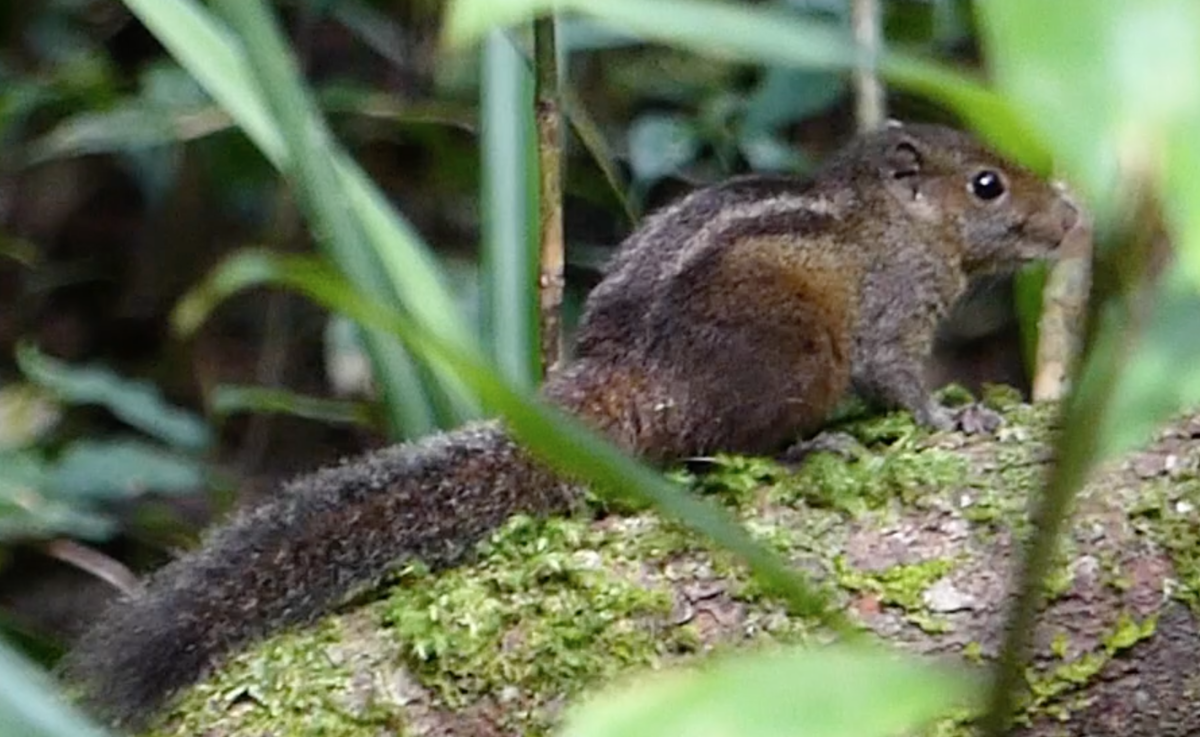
[851,0,885,132]
[42,539,142,597]
[534,16,565,374]
[1033,205,1093,400]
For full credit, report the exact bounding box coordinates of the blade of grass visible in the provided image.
[209,0,442,437]
[481,31,541,388]
[174,249,857,634]
[209,385,374,426]
[119,0,481,435]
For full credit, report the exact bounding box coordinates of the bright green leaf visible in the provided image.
[1092,274,1200,458]
[561,645,978,737]
[979,0,1200,218]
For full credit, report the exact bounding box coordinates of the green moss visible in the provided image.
[1024,612,1157,721]
[678,453,789,507]
[376,515,698,734]
[962,641,985,664]
[833,555,957,633]
[777,438,968,512]
[936,383,977,408]
[980,383,1024,411]
[1130,476,1200,613]
[148,396,1096,735]
[148,619,404,737]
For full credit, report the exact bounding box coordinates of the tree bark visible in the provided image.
[145,402,1200,737]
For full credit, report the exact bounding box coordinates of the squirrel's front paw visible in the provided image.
[915,401,1003,434]
[914,401,956,431]
[951,403,1004,434]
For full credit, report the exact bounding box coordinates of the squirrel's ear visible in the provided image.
[885,140,922,178]
[883,139,924,198]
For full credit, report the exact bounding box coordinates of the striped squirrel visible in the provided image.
[67,122,1081,727]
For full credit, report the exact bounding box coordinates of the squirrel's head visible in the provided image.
[853,122,1084,274]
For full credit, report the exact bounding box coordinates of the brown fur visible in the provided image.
[65,123,1080,727]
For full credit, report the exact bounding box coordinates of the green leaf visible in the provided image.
[1089,275,1200,458]
[978,0,1200,457]
[174,249,853,632]
[979,0,1200,221]
[116,0,480,436]
[0,637,112,737]
[25,104,178,164]
[209,385,374,426]
[561,645,978,737]
[0,452,115,543]
[442,0,1039,160]
[480,30,541,389]
[743,67,847,133]
[49,439,206,500]
[0,385,60,451]
[15,344,212,452]
[627,114,700,184]
[445,0,559,46]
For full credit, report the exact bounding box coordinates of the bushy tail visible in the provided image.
[64,421,573,727]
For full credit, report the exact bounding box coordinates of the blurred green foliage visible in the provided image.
[1,345,211,545]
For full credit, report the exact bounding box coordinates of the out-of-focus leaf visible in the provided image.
[26,105,178,164]
[210,385,374,426]
[0,236,41,267]
[443,0,1040,163]
[27,62,217,165]
[979,0,1200,229]
[980,0,1200,452]
[561,644,977,737]
[15,344,213,452]
[627,114,699,184]
[1088,275,1200,458]
[118,0,481,438]
[738,131,808,173]
[49,439,206,500]
[743,67,846,133]
[0,452,115,543]
[0,385,61,452]
[328,0,412,69]
[0,637,112,737]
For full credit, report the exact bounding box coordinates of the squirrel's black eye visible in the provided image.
[970,170,1006,201]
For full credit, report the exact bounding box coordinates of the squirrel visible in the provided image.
[65,122,1080,727]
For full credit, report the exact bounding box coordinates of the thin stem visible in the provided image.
[534,16,565,373]
[851,0,885,131]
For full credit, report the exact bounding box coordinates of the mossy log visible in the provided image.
[145,398,1200,737]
